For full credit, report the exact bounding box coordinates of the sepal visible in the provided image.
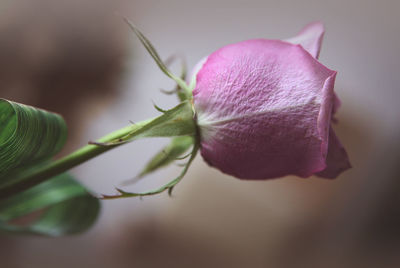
[122,136,194,185]
[124,18,192,100]
[101,142,199,199]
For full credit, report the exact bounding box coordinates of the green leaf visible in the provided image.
[102,142,199,199]
[0,173,100,236]
[0,99,67,177]
[0,99,100,236]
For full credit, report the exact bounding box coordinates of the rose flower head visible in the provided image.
[192,22,351,180]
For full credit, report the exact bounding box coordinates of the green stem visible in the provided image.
[0,120,151,199]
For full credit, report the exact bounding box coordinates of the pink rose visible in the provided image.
[192,22,351,180]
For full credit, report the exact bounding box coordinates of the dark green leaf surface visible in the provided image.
[0,99,67,177]
[0,99,100,236]
[0,173,100,236]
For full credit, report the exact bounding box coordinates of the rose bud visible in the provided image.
[192,22,351,180]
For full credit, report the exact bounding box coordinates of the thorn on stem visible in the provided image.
[168,186,174,197]
[88,141,110,146]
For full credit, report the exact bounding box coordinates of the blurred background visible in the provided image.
[1,0,400,267]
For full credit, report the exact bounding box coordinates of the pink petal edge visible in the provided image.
[285,21,325,59]
[316,127,352,178]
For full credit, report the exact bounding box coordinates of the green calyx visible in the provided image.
[95,17,203,197]
[95,101,200,199]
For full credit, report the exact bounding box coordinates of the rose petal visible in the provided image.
[194,39,337,179]
[187,56,208,86]
[316,127,351,178]
[285,21,324,59]
[331,92,341,123]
